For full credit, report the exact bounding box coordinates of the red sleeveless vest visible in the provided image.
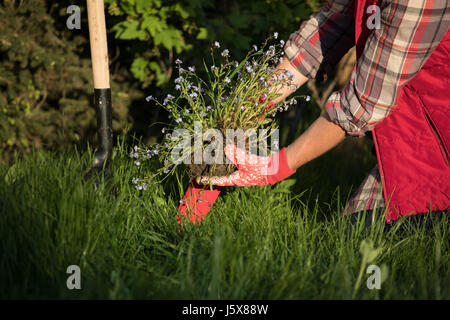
[355,0,450,222]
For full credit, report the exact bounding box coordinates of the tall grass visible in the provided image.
[0,138,448,299]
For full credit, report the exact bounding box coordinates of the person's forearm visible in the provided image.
[271,59,346,170]
[285,113,346,170]
[271,59,309,104]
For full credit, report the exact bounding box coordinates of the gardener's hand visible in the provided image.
[196,145,296,187]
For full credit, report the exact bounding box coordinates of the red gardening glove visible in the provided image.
[197,145,295,187]
[177,182,222,227]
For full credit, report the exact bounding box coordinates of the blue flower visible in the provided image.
[213,41,220,48]
[129,151,138,158]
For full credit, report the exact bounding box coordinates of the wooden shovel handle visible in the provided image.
[87,0,110,89]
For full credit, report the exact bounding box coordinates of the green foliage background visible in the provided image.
[0,0,321,161]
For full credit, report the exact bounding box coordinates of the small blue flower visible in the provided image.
[221,49,229,57]
[163,94,175,105]
[174,76,183,84]
[145,95,153,102]
[213,41,220,48]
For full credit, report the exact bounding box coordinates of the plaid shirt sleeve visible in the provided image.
[284,0,356,79]
[325,0,450,136]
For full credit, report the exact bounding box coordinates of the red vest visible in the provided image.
[355,0,450,222]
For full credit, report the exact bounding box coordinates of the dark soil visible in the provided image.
[186,162,236,178]
[186,143,237,178]
[185,129,255,178]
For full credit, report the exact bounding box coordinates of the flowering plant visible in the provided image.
[130,34,308,189]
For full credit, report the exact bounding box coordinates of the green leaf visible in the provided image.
[274,178,297,193]
[197,27,208,40]
[130,57,148,81]
[173,3,190,19]
[135,0,148,14]
[154,28,184,53]
[114,20,146,40]
[141,15,164,38]
[149,61,167,86]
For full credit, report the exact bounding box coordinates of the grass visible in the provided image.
[0,137,448,300]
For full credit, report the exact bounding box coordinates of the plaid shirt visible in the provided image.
[284,0,449,215]
[285,0,450,137]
